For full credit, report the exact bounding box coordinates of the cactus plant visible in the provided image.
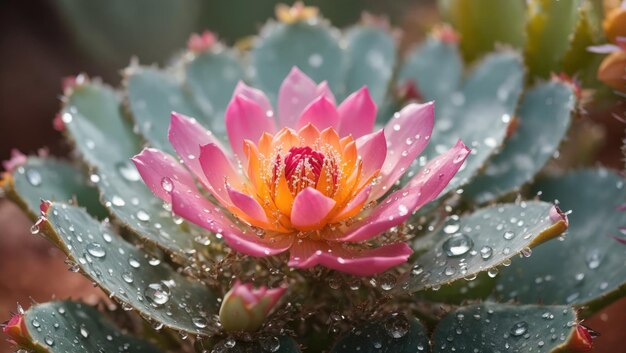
[2,3,625,352]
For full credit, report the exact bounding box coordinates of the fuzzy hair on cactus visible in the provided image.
[1,2,625,353]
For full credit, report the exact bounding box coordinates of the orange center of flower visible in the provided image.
[234,123,378,234]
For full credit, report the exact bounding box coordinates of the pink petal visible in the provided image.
[277,67,335,129]
[288,240,412,276]
[296,96,339,131]
[290,187,337,229]
[372,102,435,199]
[198,143,245,207]
[170,180,292,256]
[339,140,470,242]
[169,112,227,186]
[227,186,268,223]
[355,129,387,182]
[233,81,274,115]
[226,95,276,159]
[2,149,27,173]
[332,184,372,222]
[132,148,197,202]
[337,86,376,139]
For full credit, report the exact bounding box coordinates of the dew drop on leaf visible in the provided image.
[116,160,141,182]
[384,313,410,339]
[144,282,171,306]
[442,233,474,257]
[25,169,42,186]
[510,321,528,337]
[480,246,493,260]
[86,243,106,258]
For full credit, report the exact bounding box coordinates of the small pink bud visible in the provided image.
[397,80,423,102]
[187,31,217,53]
[567,324,596,352]
[219,281,285,332]
[1,149,27,173]
[433,24,460,44]
[53,113,65,132]
[2,313,29,347]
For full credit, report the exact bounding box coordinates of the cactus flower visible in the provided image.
[219,281,285,332]
[133,67,470,276]
[597,49,626,91]
[1,149,26,173]
[2,313,29,347]
[603,2,626,44]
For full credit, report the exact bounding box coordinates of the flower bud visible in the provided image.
[567,324,596,352]
[2,313,30,347]
[219,281,285,332]
[597,50,626,91]
[604,6,626,44]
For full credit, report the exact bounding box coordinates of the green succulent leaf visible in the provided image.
[4,157,106,220]
[496,169,626,317]
[398,36,463,104]
[331,314,429,353]
[63,83,197,257]
[438,0,526,61]
[126,67,207,153]
[252,21,343,99]
[343,25,396,105]
[41,202,219,335]
[464,81,575,203]
[432,303,578,353]
[21,301,161,352]
[212,336,300,353]
[400,201,567,293]
[525,0,581,77]
[405,52,524,193]
[184,49,245,132]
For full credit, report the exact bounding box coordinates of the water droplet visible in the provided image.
[444,223,460,234]
[161,177,173,192]
[487,267,499,278]
[503,231,515,240]
[586,250,602,269]
[111,196,126,207]
[379,273,396,291]
[86,243,106,258]
[116,161,141,182]
[442,233,474,257]
[144,282,171,306]
[129,258,141,268]
[411,264,424,276]
[122,272,134,283]
[444,266,456,276]
[308,53,323,68]
[384,314,410,339]
[26,169,42,186]
[79,326,89,338]
[148,257,161,266]
[136,210,150,222]
[510,321,528,337]
[192,316,208,329]
[480,246,493,260]
[259,336,281,352]
[224,337,236,348]
[44,336,54,346]
[31,319,40,328]
[30,224,40,235]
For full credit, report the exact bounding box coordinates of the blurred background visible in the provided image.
[0,0,624,352]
